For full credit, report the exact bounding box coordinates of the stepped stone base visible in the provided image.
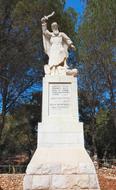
[24,174,100,190]
[23,148,100,190]
[23,76,100,189]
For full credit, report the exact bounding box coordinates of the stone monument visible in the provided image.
[23,12,100,190]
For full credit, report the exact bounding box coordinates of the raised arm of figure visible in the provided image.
[41,18,52,38]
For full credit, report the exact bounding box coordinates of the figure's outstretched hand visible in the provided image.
[41,17,46,23]
[70,44,76,51]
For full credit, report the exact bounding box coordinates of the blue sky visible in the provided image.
[65,0,85,15]
[65,0,85,26]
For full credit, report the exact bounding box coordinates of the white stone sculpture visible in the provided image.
[23,12,100,190]
[41,12,78,76]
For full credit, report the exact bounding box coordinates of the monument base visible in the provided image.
[24,147,100,190]
[24,76,100,189]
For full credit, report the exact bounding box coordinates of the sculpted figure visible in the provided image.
[41,12,78,76]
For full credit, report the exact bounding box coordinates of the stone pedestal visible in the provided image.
[24,76,100,190]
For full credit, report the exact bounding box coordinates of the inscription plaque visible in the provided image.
[49,83,71,115]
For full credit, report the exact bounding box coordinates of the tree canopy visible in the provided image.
[0,0,78,137]
[78,0,116,157]
[0,0,115,163]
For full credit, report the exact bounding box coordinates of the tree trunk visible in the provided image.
[0,82,8,140]
[0,113,6,140]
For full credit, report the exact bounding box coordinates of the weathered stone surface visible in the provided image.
[25,148,100,189]
[51,189,73,190]
[72,188,81,190]
[79,163,96,174]
[23,175,33,190]
[76,175,89,189]
[89,175,100,189]
[51,188,80,190]
[61,164,79,174]
[32,175,50,190]
[51,175,77,189]
[35,163,61,174]
[24,76,100,190]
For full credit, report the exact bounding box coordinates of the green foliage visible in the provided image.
[0,0,115,161]
[78,0,115,65]
[95,109,116,158]
[78,0,116,158]
[0,92,42,162]
[0,0,78,162]
[0,0,78,139]
[96,109,109,126]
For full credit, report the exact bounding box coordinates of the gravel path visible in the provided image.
[0,174,24,190]
[0,170,116,190]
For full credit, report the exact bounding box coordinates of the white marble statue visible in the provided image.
[41,12,78,76]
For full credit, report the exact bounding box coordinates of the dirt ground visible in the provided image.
[99,168,116,190]
[0,168,115,190]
